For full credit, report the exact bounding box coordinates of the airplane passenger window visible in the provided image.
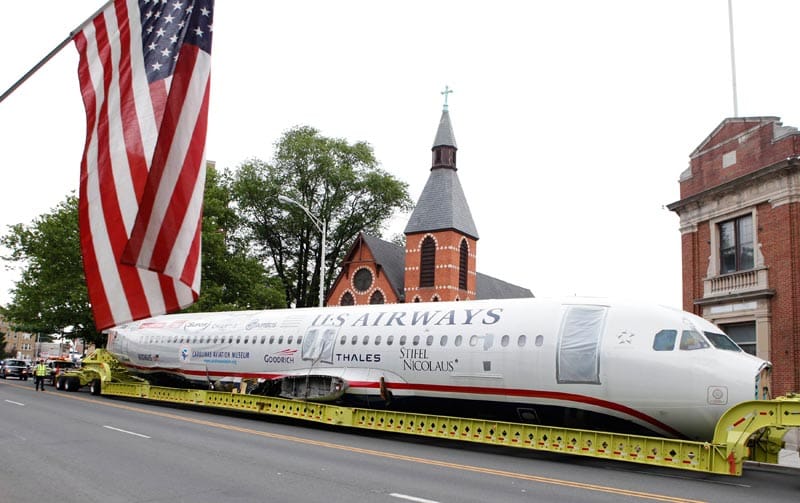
[260,336,266,344]
[454,335,463,347]
[535,335,543,347]
[213,336,219,344]
[440,335,448,346]
[400,335,407,346]
[426,335,433,346]
[387,335,394,345]
[375,335,382,345]
[278,336,283,344]
[469,335,479,347]
[269,336,275,344]
[351,335,358,345]
[340,336,347,345]
[228,336,234,344]
[412,335,420,346]
[501,335,509,347]
[297,336,303,344]
[287,336,293,344]
[362,336,369,345]
[679,330,710,350]
[519,335,528,347]
[653,330,677,351]
[244,336,249,344]
[236,337,241,344]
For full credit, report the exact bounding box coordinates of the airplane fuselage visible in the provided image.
[106,297,770,441]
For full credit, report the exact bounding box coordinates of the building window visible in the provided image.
[721,322,756,356]
[459,239,468,290]
[369,290,385,304]
[719,214,754,274]
[340,291,354,306]
[420,236,436,287]
[353,268,373,293]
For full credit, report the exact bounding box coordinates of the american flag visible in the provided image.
[74,0,214,330]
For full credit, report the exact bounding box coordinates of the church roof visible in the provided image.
[363,235,533,300]
[403,168,479,238]
[361,234,406,298]
[433,109,457,148]
[404,108,478,239]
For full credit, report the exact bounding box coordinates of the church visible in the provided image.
[325,99,533,306]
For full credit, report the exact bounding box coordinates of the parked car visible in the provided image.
[1,359,30,380]
[45,359,79,386]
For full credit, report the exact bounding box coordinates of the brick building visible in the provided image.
[668,117,800,396]
[326,105,532,306]
[0,316,35,361]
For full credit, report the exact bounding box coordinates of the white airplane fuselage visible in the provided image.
[106,297,770,441]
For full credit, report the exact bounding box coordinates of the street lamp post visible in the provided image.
[278,195,326,307]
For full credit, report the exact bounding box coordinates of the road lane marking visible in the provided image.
[390,493,440,503]
[47,391,705,503]
[4,399,25,406]
[103,425,151,438]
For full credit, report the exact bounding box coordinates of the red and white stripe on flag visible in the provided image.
[74,0,213,330]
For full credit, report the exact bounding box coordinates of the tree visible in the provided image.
[0,165,284,346]
[186,165,285,312]
[231,126,413,308]
[0,195,95,344]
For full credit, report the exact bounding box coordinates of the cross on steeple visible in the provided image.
[441,85,454,110]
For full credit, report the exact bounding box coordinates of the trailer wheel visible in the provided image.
[55,377,64,390]
[89,379,101,396]
[64,377,78,392]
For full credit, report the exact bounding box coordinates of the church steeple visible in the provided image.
[432,85,457,170]
[403,88,479,302]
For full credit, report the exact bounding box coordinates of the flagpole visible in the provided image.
[728,0,738,117]
[0,0,114,105]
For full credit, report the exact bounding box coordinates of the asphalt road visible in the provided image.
[1,378,799,503]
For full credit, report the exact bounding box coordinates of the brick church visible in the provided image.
[325,102,532,306]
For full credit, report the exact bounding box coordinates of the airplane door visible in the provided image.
[301,327,338,365]
[556,305,607,385]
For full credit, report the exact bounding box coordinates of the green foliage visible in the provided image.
[231,126,412,307]
[0,195,97,345]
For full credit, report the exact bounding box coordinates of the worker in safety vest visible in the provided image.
[34,360,48,391]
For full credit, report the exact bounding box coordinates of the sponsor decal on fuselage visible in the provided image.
[264,348,297,364]
[400,347,456,372]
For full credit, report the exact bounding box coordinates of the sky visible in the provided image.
[2,1,800,310]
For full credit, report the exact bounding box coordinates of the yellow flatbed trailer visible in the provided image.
[61,350,800,476]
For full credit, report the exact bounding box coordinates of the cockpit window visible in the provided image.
[704,331,742,352]
[653,329,677,351]
[679,329,710,350]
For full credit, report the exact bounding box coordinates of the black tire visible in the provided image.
[55,377,64,390]
[89,379,101,396]
[1,371,5,379]
[63,377,74,392]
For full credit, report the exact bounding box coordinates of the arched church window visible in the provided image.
[369,290,385,304]
[340,291,354,306]
[420,236,435,287]
[459,239,468,290]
